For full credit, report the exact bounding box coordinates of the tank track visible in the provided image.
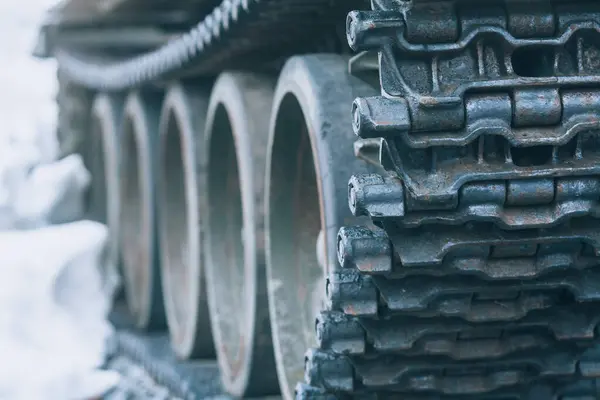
[45,0,366,91]
[105,304,224,399]
[301,0,600,398]
[43,0,600,398]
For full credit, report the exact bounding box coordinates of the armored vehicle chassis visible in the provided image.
[36,0,600,398]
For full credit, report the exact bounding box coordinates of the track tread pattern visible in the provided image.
[47,0,600,397]
[52,0,366,91]
[106,307,223,399]
[302,0,600,398]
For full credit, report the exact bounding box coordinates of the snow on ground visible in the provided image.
[0,2,120,399]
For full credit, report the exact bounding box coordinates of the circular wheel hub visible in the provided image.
[119,92,165,330]
[204,73,279,397]
[157,85,214,359]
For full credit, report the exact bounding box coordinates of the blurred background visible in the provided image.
[0,0,57,151]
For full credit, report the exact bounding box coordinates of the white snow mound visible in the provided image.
[13,153,91,229]
[0,221,120,400]
[0,81,119,400]
[0,2,120,399]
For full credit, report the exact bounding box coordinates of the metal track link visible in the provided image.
[303,0,600,398]
[296,377,600,400]
[105,306,223,399]
[350,0,600,209]
[52,0,366,91]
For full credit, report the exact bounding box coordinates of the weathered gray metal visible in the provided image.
[40,0,600,398]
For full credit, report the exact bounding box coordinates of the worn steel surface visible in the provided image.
[119,91,166,330]
[264,54,379,400]
[105,304,223,399]
[156,83,214,360]
[88,94,125,300]
[301,1,600,398]
[43,0,600,398]
[203,72,279,397]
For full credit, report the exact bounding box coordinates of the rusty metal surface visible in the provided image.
[349,5,600,207]
[45,0,600,397]
[119,90,166,331]
[264,55,379,400]
[203,72,279,397]
[156,83,215,360]
[303,1,600,398]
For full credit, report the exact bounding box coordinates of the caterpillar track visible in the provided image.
[35,0,600,399]
[105,304,224,399]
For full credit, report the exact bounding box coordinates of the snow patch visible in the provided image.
[0,222,120,400]
[0,136,120,399]
[0,1,120,398]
